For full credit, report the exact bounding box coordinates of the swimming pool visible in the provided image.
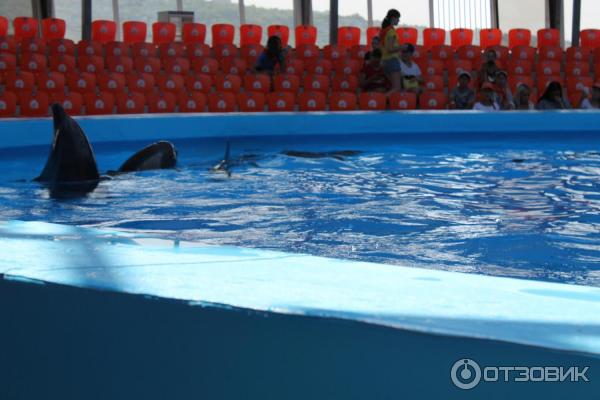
[1,113,600,286]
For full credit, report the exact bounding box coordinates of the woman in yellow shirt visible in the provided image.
[380,9,402,93]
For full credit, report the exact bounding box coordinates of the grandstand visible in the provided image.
[0,0,598,117]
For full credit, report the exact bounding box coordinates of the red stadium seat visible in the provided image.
[212,24,235,46]
[163,57,190,75]
[19,91,49,117]
[508,75,534,93]
[580,29,600,50]
[389,92,417,110]
[511,45,536,62]
[447,59,473,76]
[48,38,75,56]
[208,91,236,112]
[421,59,444,76]
[13,17,38,40]
[419,91,447,110]
[50,92,84,115]
[0,91,17,118]
[98,72,126,93]
[49,54,77,74]
[306,59,332,76]
[538,46,563,62]
[106,55,134,74]
[191,57,218,75]
[430,45,453,63]
[303,74,329,93]
[0,53,17,75]
[243,73,270,93]
[507,59,532,76]
[274,74,300,93]
[20,53,47,73]
[414,44,427,62]
[186,43,211,59]
[451,28,473,49]
[456,45,481,61]
[156,73,184,93]
[20,37,47,54]
[295,25,317,46]
[215,74,241,93]
[338,26,360,49]
[185,73,213,93]
[147,92,176,113]
[116,92,146,114]
[566,46,592,62]
[334,59,361,75]
[267,25,290,47]
[159,42,185,59]
[0,37,17,54]
[182,23,207,45]
[396,27,418,45]
[566,76,593,95]
[332,75,359,92]
[132,42,157,58]
[237,91,266,112]
[480,28,502,49]
[123,21,147,44]
[323,44,346,61]
[537,29,560,48]
[537,60,561,76]
[220,57,247,75]
[77,40,103,57]
[295,44,320,61]
[178,91,207,113]
[565,61,589,77]
[67,72,96,93]
[267,92,295,112]
[349,45,367,60]
[152,22,176,45]
[329,91,357,111]
[6,71,35,92]
[366,27,381,46]
[213,44,238,60]
[134,56,161,74]
[37,72,65,93]
[359,92,386,111]
[0,16,8,37]
[126,72,155,93]
[298,91,326,111]
[92,20,117,43]
[240,44,263,65]
[423,28,446,50]
[508,29,531,49]
[78,55,104,74]
[41,18,65,40]
[283,59,304,75]
[424,75,444,92]
[240,24,262,46]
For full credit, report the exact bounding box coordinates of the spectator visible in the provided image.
[536,81,570,110]
[360,49,390,92]
[514,83,535,110]
[254,35,285,75]
[449,72,475,110]
[479,60,499,84]
[379,9,402,93]
[580,81,600,109]
[364,36,381,62]
[399,43,423,93]
[494,70,514,109]
[473,83,500,111]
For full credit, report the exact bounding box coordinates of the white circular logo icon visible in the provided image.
[451,359,482,390]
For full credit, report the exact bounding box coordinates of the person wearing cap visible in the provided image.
[449,71,475,110]
[473,82,500,111]
[580,81,600,109]
[514,83,535,110]
[536,81,571,110]
[494,70,515,109]
[399,43,424,93]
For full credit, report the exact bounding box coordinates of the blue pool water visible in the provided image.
[1,134,600,286]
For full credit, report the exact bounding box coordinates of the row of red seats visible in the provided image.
[3,15,600,50]
[0,90,445,117]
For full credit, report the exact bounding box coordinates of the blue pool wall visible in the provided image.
[0,110,599,148]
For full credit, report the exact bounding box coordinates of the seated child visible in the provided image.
[449,72,475,110]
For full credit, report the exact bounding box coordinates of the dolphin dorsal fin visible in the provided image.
[224,141,231,164]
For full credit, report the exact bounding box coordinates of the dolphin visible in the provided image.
[115,141,177,173]
[282,150,362,161]
[34,103,101,195]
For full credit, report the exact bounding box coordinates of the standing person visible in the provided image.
[449,72,475,110]
[254,35,286,75]
[379,9,402,93]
